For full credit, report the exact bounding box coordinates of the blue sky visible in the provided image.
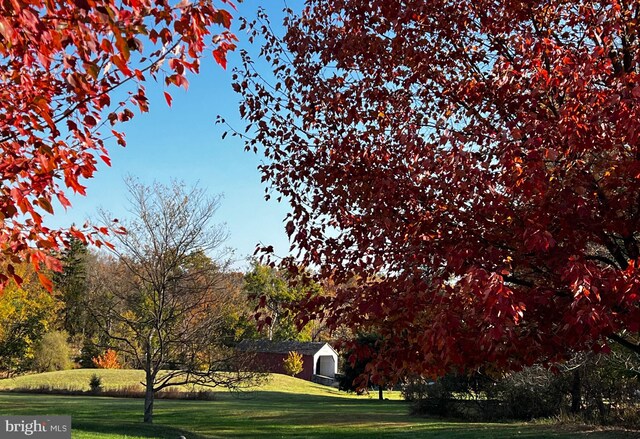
[46,1,293,269]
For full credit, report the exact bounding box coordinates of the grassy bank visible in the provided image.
[0,369,385,397]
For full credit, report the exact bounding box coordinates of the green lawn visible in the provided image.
[0,371,637,438]
[0,369,148,392]
[0,369,403,399]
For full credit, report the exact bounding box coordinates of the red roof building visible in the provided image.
[237,340,339,382]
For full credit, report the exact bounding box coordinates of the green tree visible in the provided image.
[215,271,262,343]
[54,238,92,337]
[33,331,72,372]
[243,262,322,341]
[0,264,61,376]
[244,262,290,341]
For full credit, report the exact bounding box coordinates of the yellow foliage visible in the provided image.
[283,351,304,377]
[0,264,62,374]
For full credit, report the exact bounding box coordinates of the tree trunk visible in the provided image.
[143,385,154,424]
[596,395,607,422]
[378,385,384,400]
[268,312,278,341]
[570,369,581,414]
[143,341,155,423]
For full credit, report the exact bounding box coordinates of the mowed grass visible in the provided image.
[0,369,395,398]
[0,371,637,438]
[0,369,146,392]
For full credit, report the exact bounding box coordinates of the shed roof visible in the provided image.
[237,340,335,356]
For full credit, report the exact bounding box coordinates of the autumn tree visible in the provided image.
[89,178,259,423]
[282,351,304,376]
[0,0,236,289]
[338,334,388,400]
[0,264,61,376]
[232,1,640,381]
[92,349,121,369]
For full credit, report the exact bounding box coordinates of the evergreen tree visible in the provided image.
[54,237,91,337]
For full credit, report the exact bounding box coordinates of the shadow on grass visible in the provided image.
[215,390,406,404]
[0,393,207,438]
[71,420,208,439]
[1,391,637,439]
[154,392,560,438]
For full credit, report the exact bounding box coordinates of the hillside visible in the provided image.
[0,369,361,398]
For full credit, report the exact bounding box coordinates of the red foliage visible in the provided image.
[0,0,236,291]
[234,2,640,379]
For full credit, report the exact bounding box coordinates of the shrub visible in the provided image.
[107,384,141,398]
[566,351,640,427]
[407,353,640,426]
[32,331,72,372]
[406,369,563,420]
[495,366,565,420]
[405,374,494,418]
[401,377,432,402]
[89,374,102,394]
[92,349,121,369]
[283,351,304,377]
